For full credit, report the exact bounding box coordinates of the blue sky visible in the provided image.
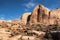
[0,0,60,20]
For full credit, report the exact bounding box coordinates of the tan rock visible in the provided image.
[50,8,60,25]
[26,5,60,25]
[1,21,8,28]
[11,25,19,31]
[11,35,22,40]
[31,30,45,36]
[0,28,11,40]
[21,12,31,24]
[22,36,36,40]
[29,4,50,25]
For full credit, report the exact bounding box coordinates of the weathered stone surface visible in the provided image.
[29,4,50,25]
[49,8,60,25]
[20,4,60,25]
[21,12,31,24]
[0,28,11,40]
[1,4,60,26]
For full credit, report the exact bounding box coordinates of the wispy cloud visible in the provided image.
[25,8,28,11]
[23,1,35,12]
[25,2,35,8]
[23,1,35,9]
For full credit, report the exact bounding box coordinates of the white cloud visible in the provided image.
[26,2,35,8]
[25,2,35,8]
[23,1,35,12]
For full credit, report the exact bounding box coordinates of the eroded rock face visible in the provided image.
[21,4,60,25]
[29,4,50,25]
[21,12,31,24]
[0,28,11,40]
[50,8,60,25]
[28,5,60,25]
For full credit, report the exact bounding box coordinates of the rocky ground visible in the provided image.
[0,22,60,40]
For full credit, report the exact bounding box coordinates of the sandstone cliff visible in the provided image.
[21,4,60,25]
[29,4,50,25]
[49,8,60,25]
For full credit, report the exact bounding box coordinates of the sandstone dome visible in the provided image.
[21,12,31,24]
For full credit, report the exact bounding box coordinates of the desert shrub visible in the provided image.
[29,23,47,31]
[47,24,60,31]
[44,30,52,40]
[36,23,47,31]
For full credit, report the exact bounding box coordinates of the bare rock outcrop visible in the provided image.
[0,28,11,40]
[49,8,60,25]
[29,4,50,25]
[20,4,60,25]
[21,12,31,24]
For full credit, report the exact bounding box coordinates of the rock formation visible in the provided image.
[0,4,60,40]
[21,4,60,25]
[29,4,50,25]
[21,12,31,24]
